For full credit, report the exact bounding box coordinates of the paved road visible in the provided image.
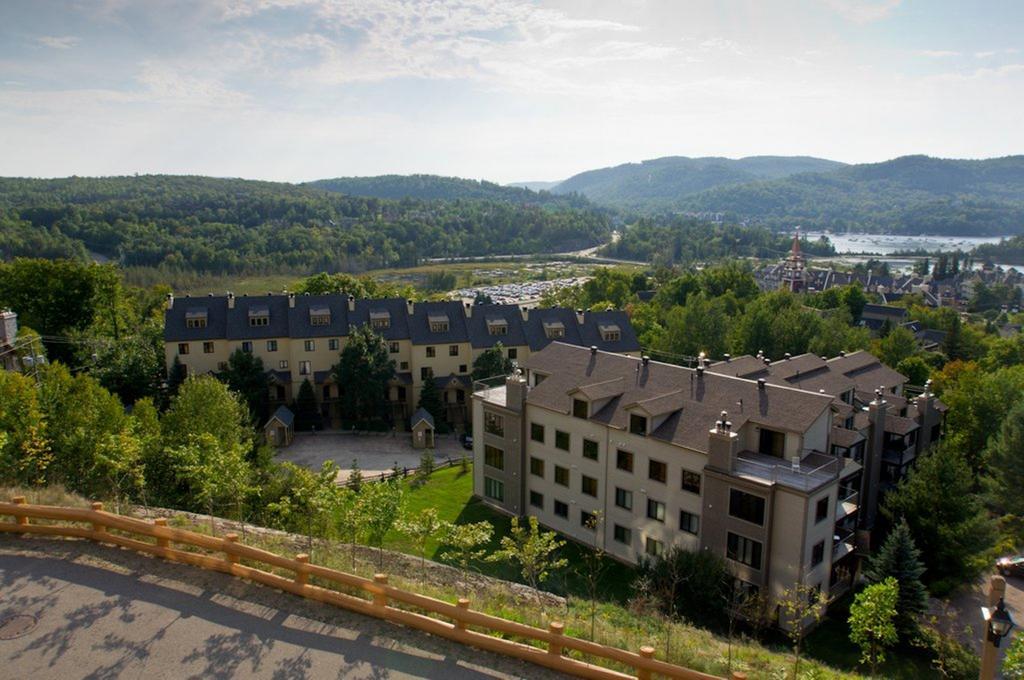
[275,432,465,482]
[0,537,565,679]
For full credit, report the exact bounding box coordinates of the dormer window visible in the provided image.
[185,309,208,329]
[370,310,390,330]
[248,305,270,327]
[543,320,565,339]
[428,314,450,333]
[629,414,648,436]
[486,317,508,336]
[309,306,331,327]
[572,398,588,419]
[599,323,621,342]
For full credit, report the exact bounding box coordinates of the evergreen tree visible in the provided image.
[417,376,447,433]
[471,342,513,380]
[333,325,395,426]
[219,348,270,423]
[865,521,928,637]
[293,379,319,431]
[167,355,187,397]
[984,398,1024,516]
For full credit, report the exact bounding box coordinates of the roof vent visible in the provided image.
[757,378,766,389]
[784,352,791,360]
[696,365,704,377]
[590,345,598,355]
[839,350,846,357]
[723,353,731,362]
[642,355,650,366]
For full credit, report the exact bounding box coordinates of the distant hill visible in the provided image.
[552,156,845,207]
[305,174,587,208]
[682,155,1024,235]
[506,181,562,191]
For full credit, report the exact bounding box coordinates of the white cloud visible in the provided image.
[917,50,960,58]
[822,0,902,24]
[36,35,80,49]
[974,51,997,59]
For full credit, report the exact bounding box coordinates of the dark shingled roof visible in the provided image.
[885,415,920,436]
[861,303,909,320]
[267,405,295,428]
[524,343,833,453]
[411,407,435,429]
[831,426,865,449]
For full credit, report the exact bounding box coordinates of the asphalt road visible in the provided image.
[0,537,565,679]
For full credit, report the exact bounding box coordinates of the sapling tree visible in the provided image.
[397,507,449,575]
[849,577,900,677]
[441,521,493,591]
[778,582,828,679]
[357,479,404,570]
[488,515,567,590]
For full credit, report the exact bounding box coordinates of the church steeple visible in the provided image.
[781,227,806,292]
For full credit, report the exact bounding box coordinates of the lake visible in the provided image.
[802,232,1007,255]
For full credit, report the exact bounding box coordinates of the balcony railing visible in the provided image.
[733,450,840,491]
[833,528,856,559]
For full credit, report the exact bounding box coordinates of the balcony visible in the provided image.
[833,528,856,560]
[835,490,859,521]
[733,450,840,492]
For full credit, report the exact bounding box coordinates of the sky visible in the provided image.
[1,0,1022,184]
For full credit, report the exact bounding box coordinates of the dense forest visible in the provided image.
[0,175,611,275]
[602,217,836,264]
[973,234,1024,265]
[306,174,589,208]
[553,155,844,206]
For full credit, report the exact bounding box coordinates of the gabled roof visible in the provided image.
[267,405,295,428]
[570,377,626,401]
[411,407,435,429]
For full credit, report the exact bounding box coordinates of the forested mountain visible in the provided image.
[506,181,562,192]
[552,155,845,207]
[0,175,610,275]
[305,174,587,207]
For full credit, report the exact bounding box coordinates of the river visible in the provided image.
[802,232,1007,255]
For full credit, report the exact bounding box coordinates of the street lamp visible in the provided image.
[982,597,1015,647]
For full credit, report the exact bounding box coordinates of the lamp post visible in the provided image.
[980,575,1016,680]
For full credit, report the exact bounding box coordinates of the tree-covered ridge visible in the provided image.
[972,234,1024,265]
[602,217,836,265]
[681,155,1024,235]
[552,155,846,206]
[305,174,589,208]
[0,175,611,274]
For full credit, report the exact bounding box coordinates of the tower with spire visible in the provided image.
[780,227,806,292]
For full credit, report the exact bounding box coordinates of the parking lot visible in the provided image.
[274,431,467,482]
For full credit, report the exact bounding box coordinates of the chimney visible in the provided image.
[227,292,235,309]
[708,412,740,473]
[863,393,889,529]
[347,295,355,312]
[288,293,296,309]
[696,365,704,378]
[464,302,472,318]
[407,299,415,315]
[576,309,585,325]
[914,380,940,450]
[166,293,174,310]
[520,306,529,321]
[505,370,528,414]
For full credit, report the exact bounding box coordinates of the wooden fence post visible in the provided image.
[294,554,309,587]
[223,533,239,565]
[12,496,28,530]
[637,645,655,680]
[547,622,564,656]
[731,672,748,680]
[373,574,389,609]
[455,598,469,631]
[90,502,107,536]
[153,518,169,554]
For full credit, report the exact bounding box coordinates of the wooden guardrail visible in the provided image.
[0,497,742,680]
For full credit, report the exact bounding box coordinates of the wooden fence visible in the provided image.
[0,498,745,680]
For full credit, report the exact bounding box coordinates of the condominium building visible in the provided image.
[163,292,640,426]
[472,343,945,626]
[1,310,18,372]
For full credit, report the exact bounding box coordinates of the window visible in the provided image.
[555,430,570,451]
[616,449,634,472]
[649,459,667,483]
[811,541,825,567]
[370,312,390,330]
[185,317,207,329]
[581,475,598,497]
[554,500,569,518]
[178,343,190,355]
[554,465,569,487]
[241,341,253,353]
[647,499,666,522]
[484,411,504,436]
[400,361,409,370]
[530,491,544,509]
[484,477,504,502]
[449,345,459,356]
[487,321,508,336]
[614,487,633,511]
[484,445,504,470]
[729,489,766,526]
[249,315,269,327]
[602,329,620,342]
[681,470,701,495]
[508,348,517,360]
[679,510,700,535]
[389,341,399,354]
[426,346,436,358]
[727,532,763,569]
[329,338,340,351]
[310,313,331,326]
[758,428,785,458]
[613,524,632,545]
[299,361,311,375]
[278,360,288,369]
[530,423,545,443]
[202,342,214,354]
[266,340,277,352]
[530,457,544,477]
[815,497,829,523]
[645,537,664,557]
[459,364,467,373]
[572,398,588,419]
[429,318,449,333]
[304,340,315,352]
[582,439,599,461]
[630,414,647,435]
[421,367,432,381]
[544,323,565,339]
[581,510,598,530]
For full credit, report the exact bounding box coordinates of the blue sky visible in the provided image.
[1,0,1022,183]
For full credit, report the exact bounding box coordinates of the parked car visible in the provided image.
[460,433,473,450]
[997,555,1024,577]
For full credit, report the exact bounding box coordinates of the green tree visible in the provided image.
[896,356,931,386]
[166,355,187,398]
[292,379,320,431]
[471,342,513,380]
[219,348,270,423]
[663,292,730,359]
[87,323,165,405]
[864,521,928,637]
[417,376,446,433]
[777,582,827,679]
[163,432,253,518]
[875,326,919,369]
[0,370,50,486]
[441,521,494,588]
[333,325,395,426]
[984,398,1024,516]
[487,515,567,590]
[848,577,900,676]
[357,479,404,569]
[883,444,996,589]
[333,485,361,568]
[397,507,448,575]
[162,375,251,452]
[1004,632,1024,679]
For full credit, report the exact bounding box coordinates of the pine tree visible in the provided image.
[293,379,319,431]
[984,399,1024,516]
[865,521,928,637]
[167,355,187,397]
[417,376,446,433]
